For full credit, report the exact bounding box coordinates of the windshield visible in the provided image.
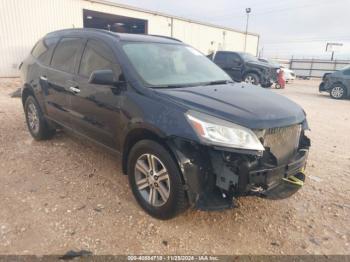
[240,53,260,62]
[122,42,231,87]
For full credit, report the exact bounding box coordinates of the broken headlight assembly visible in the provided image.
[185,110,265,152]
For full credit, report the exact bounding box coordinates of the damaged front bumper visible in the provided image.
[167,132,310,211]
[248,149,308,200]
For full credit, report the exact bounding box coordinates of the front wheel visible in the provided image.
[244,73,260,85]
[330,84,347,99]
[127,140,188,219]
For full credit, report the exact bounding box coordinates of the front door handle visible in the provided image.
[69,86,80,94]
[40,76,48,81]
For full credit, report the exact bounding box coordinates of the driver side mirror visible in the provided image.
[89,69,115,85]
[89,69,127,95]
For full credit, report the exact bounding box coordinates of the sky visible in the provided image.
[110,0,350,59]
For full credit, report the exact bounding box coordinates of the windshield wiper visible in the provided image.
[149,80,233,89]
[150,83,206,89]
[204,80,234,86]
[150,84,189,89]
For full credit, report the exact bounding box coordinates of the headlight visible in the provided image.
[185,110,265,151]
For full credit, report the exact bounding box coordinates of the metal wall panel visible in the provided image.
[0,0,259,77]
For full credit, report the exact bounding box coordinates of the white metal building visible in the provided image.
[0,0,260,77]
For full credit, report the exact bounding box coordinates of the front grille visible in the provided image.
[263,124,302,164]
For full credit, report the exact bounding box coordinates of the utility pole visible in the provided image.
[244,8,251,52]
[326,42,343,61]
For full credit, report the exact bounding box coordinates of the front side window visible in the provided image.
[51,38,83,73]
[79,40,118,77]
[31,37,59,65]
[122,42,231,87]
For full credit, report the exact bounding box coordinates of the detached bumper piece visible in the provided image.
[249,150,308,200]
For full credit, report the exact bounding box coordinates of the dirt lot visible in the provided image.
[0,78,349,255]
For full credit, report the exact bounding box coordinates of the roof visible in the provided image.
[45,28,183,44]
[83,0,259,37]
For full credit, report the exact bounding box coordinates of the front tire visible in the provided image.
[127,140,188,219]
[330,84,347,99]
[24,96,55,140]
[244,73,260,85]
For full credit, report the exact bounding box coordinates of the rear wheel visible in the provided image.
[127,140,188,219]
[330,84,346,99]
[244,73,260,85]
[24,96,55,140]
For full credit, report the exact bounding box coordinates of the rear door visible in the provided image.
[45,37,85,126]
[25,37,59,114]
[70,39,123,149]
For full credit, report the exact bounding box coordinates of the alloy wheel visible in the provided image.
[134,154,171,207]
[331,86,344,99]
[27,102,40,134]
[245,75,256,84]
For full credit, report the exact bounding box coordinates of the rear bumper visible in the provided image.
[319,81,330,92]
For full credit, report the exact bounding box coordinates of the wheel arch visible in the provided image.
[331,81,346,88]
[21,84,35,107]
[121,128,183,182]
[243,70,262,80]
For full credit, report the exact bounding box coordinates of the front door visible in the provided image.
[70,39,123,149]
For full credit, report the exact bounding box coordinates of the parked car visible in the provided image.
[283,67,297,82]
[20,29,311,219]
[259,58,296,83]
[209,51,279,87]
[319,66,350,99]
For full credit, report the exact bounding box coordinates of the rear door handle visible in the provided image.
[69,86,80,94]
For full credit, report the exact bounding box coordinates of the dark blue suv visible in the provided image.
[20,29,310,219]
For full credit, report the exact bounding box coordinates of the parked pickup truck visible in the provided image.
[209,51,279,87]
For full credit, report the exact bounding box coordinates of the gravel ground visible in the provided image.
[0,78,349,255]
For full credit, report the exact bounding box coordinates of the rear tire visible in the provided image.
[24,96,55,140]
[127,140,188,219]
[330,84,346,99]
[244,73,260,85]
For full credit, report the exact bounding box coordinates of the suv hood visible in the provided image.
[154,83,306,129]
[246,60,280,69]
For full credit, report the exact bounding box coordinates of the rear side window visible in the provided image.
[51,38,83,73]
[79,39,118,77]
[31,37,59,65]
[214,52,227,65]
